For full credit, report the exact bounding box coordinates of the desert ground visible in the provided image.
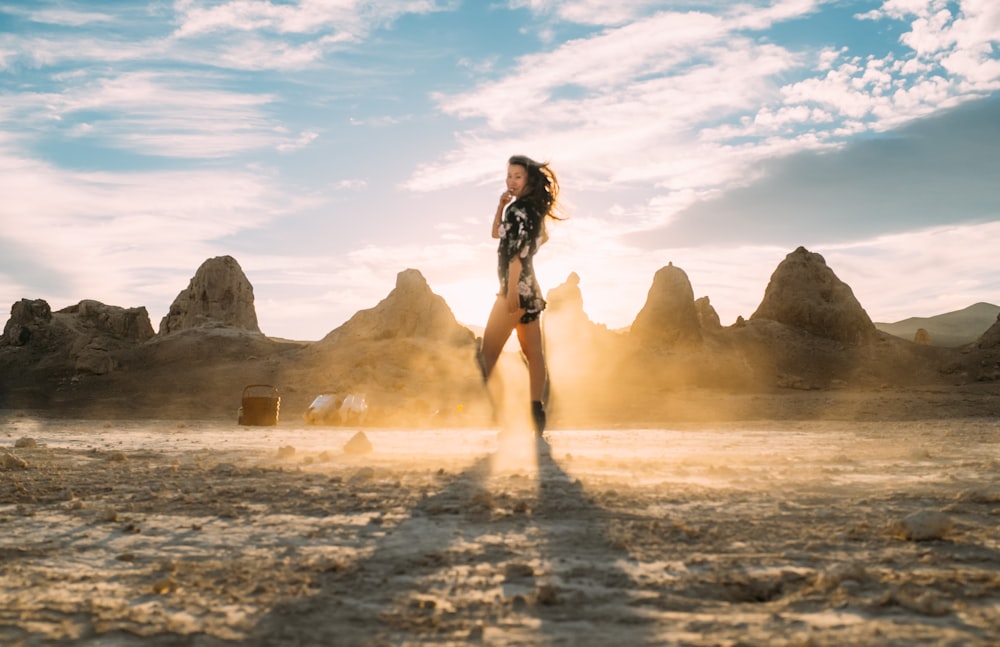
[2,399,999,646]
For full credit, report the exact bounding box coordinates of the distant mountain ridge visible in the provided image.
[875,302,1000,347]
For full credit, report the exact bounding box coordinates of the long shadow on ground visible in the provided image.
[237,437,657,646]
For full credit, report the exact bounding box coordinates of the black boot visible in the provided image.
[531,400,546,437]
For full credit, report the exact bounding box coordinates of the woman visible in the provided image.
[478,155,561,436]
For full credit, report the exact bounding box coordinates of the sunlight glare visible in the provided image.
[486,353,539,478]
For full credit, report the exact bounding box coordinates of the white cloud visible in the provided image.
[507,0,821,28]
[333,178,368,191]
[0,29,328,73]
[0,139,315,318]
[436,11,732,125]
[860,0,1000,88]
[410,11,800,193]
[507,0,666,26]
[171,0,452,39]
[203,35,332,70]
[457,55,498,75]
[0,33,163,69]
[3,70,306,158]
[172,0,363,38]
[278,130,320,152]
[166,0,457,71]
[0,1,455,74]
[859,0,947,21]
[414,0,1000,223]
[775,42,987,131]
[903,10,958,55]
[348,115,407,127]
[4,6,114,27]
[781,58,886,119]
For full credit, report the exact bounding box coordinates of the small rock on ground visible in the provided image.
[893,510,951,541]
[344,431,373,455]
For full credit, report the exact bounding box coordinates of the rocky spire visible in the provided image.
[159,255,260,334]
[320,268,473,346]
[751,246,875,343]
[630,262,702,347]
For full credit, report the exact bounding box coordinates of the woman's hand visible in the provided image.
[493,191,513,239]
[506,286,520,314]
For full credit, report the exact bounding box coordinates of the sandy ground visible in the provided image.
[2,410,999,646]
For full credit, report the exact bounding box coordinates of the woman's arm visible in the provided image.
[506,256,523,314]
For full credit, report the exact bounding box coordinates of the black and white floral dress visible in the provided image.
[497,199,546,324]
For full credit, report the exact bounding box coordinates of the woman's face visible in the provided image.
[506,163,529,198]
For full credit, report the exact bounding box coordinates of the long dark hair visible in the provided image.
[508,154,562,242]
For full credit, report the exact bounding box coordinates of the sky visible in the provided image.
[1,0,999,341]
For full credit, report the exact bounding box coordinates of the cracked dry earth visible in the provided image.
[1,414,1000,646]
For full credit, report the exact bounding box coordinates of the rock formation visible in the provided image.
[304,268,482,427]
[629,262,702,347]
[160,256,260,335]
[695,296,722,332]
[544,273,614,343]
[62,300,155,374]
[751,246,876,343]
[544,273,620,348]
[320,268,473,347]
[0,298,154,375]
[65,300,155,342]
[545,272,586,321]
[1,299,53,347]
[976,314,1000,349]
[914,328,931,345]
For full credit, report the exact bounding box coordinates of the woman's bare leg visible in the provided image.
[480,296,518,381]
[516,319,548,436]
[516,319,547,402]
